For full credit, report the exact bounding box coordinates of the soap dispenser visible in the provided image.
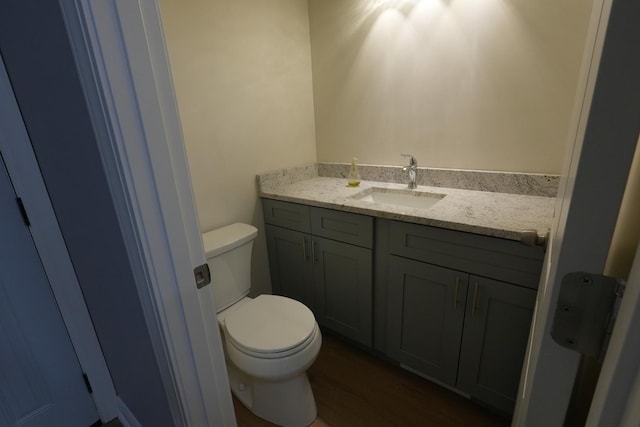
[348,157,361,187]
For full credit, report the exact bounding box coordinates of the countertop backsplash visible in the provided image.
[258,162,559,198]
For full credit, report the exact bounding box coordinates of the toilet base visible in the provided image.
[228,362,317,427]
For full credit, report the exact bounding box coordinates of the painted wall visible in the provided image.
[309,0,593,174]
[606,135,640,279]
[159,0,317,295]
[160,0,594,295]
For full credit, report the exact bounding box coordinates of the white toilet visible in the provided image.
[203,223,322,427]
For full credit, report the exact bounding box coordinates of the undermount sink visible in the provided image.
[350,187,445,209]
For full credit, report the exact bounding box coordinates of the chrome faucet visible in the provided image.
[401,154,418,189]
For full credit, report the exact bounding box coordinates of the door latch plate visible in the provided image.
[194,263,211,289]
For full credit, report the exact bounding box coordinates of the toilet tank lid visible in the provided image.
[202,223,258,258]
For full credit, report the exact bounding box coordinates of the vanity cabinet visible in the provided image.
[262,198,544,415]
[384,220,541,414]
[263,199,373,347]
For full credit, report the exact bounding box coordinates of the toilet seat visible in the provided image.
[224,294,317,359]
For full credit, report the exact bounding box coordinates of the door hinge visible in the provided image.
[194,263,211,289]
[82,372,93,394]
[16,197,30,226]
[551,272,626,361]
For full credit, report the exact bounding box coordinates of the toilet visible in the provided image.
[203,223,322,427]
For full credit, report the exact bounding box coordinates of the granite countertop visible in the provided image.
[257,163,556,242]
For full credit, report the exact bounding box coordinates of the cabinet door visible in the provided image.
[313,236,373,346]
[457,276,536,414]
[387,256,468,386]
[265,225,315,311]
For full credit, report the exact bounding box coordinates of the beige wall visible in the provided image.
[606,136,640,279]
[309,0,592,174]
[159,0,317,295]
[160,0,595,295]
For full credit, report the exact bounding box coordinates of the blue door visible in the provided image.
[0,153,99,427]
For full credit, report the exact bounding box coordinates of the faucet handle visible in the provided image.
[401,153,417,167]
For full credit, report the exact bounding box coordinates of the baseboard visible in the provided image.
[399,363,470,398]
[116,398,143,427]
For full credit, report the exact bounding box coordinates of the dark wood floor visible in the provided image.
[234,332,510,427]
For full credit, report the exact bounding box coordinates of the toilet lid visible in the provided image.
[224,294,316,355]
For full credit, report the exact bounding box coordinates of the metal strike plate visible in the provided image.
[551,272,618,359]
[194,263,211,289]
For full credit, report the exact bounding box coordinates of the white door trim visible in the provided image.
[0,50,118,421]
[59,0,236,425]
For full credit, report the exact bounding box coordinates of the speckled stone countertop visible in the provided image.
[257,163,557,242]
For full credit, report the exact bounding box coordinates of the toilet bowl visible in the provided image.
[219,295,322,426]
[204,223,321,427]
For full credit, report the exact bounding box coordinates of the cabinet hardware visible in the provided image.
[312,240,318,263]
[302,237,308,261]
[453,277,461,311]
[471,282,479,316]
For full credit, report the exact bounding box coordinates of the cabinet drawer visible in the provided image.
[389,221,544,289]
[311,207,373,248]
[262,199,311,233]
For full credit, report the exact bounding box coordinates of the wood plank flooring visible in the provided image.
[234,332,510,427]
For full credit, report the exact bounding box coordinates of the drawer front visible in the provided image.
[389,221,544,289]
[262,199,311,233]
[310,207,373,248]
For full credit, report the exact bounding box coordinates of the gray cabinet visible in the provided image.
[456,276,536,414]
[263,199,543,414]
[384,219,542,414]
[388,220,543,289]
[264,224,315,309]
[313,236,372,344]
[263,199,373,347]
[387,256,468,385]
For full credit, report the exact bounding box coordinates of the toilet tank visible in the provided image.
[202,223,258,312]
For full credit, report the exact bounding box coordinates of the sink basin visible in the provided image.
[351,187,445,209]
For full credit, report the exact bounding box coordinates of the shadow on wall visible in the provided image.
[251,199,273,296]
[309,0,593,173]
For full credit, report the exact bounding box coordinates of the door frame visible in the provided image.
[0,51,118,421]
[58,0,236,425]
